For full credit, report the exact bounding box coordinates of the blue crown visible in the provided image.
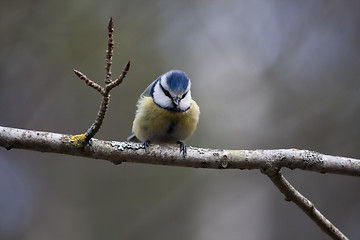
[165,70,189,92]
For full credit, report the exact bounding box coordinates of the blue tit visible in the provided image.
[128,70,200,156]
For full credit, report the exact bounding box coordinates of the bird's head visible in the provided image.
[152,70,192,111]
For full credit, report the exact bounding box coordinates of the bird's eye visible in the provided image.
[181,91,188,99]
[159,83,172,98]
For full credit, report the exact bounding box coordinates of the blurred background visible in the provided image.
[1,0,360,239]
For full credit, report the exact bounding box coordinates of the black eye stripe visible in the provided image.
[159,83,172,98]
[159,82,188,100]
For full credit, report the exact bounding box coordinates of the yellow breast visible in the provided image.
[132,97,200,143]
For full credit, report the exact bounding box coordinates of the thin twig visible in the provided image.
[265,170,349,240]
[107,61,130,91]
[73,70,104,94]
[84,60,129,141]
[72,17,130,142]
[85,95,110,140]
[105,17,114,84]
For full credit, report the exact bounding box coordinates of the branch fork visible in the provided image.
[71,17,130,146]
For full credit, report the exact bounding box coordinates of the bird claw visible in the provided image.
[178,141,187,157]
[142,140,150,149]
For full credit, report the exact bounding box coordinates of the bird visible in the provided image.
[128,70,200,157]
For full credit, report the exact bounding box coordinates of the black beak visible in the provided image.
[172,97,180,106]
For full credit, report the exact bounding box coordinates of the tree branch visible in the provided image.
[265,170,349,240]
[72,17,130,144]
[1,126,359,176]
[105,16,114,84]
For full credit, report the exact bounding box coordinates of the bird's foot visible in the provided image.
[178,141,187,157]
[142,140,150,149]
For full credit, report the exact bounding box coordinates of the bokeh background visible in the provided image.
[1,0,360,239]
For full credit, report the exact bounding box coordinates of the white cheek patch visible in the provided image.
[179,90,192,111]
[153,82,172,108]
